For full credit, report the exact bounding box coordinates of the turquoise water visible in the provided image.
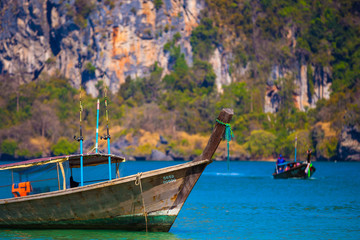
[0,161,359,239]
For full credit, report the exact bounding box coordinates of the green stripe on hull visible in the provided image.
[0,215,177,232]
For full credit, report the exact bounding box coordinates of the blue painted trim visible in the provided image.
[80,140,84,186]
[107,138,111,181]
[95,99,99,154]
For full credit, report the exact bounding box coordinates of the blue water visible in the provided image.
[0,161,359,239]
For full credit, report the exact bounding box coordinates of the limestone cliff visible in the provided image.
[0,0,333,109]
[0,0,204,96]
[262,29,332,113]
[338,126,360,161]
[263,63,332,113]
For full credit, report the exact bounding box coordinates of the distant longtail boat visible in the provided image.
[273,149,316,179]
[0,108,233,232]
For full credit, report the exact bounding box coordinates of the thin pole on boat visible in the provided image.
[101,87,112,180]
[56,163,60,190]
[80,90,84,186]
[74,88,84,186]
[95,99,100,153]
[294,136,297,162]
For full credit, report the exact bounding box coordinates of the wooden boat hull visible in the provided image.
[273,163,316,179]
[0,160,210,231]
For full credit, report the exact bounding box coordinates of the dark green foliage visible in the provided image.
[34,76,77,121]
[155,34,219,132]
[217,82,250,115]
[118,76,145,107]
[17,148,36,158]
[74,0,95,17]
[192,59,216,91]
[344,101,360,128]
[163,42,171,52]
[173,32,181,42]
[95,80,105,98]
[307,64,314,103]
[0,108,7,128]
[232,112,274,145]
[51,137,78,156]
[73,0,96,27]
[233,45,248,68]
[275,130,311,159]
[1,140,18,155]
[119,62,163,106]
[163,46,194,92]
[245,130,276,158]
[144,62,163,102]
[0,75,79,159]
[276,76,296,129]
[154,0,163,11]
[85,62,96,75]
[159,89,217,133]
[190,18,218,60]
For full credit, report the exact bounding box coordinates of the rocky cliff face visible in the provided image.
[263,29,332,113]
[0,0,204,96]
[263,63,332,113]
[0,0,332,109]
[338,126,360,161]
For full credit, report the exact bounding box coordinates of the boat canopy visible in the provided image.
[0,153,125,170]
[0,154,125,199]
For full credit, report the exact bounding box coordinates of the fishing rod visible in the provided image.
[74,88,84,186]
[294,135,297,162]
[100,87,112,180]
[95,99,100,153]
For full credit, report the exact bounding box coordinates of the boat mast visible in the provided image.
[95,99,100,153]
[74,88,84,186]
[101,87,112,180]
[294,136,297,162]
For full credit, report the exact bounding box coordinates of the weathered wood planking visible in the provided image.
[197,108,234,162]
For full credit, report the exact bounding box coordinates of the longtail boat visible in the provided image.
[272,161,316,179]
[0,108,234,232]
[273,150,316,179]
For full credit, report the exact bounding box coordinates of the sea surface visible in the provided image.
[0,161,359,240]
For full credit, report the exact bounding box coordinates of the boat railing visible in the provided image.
[277,162,302,166]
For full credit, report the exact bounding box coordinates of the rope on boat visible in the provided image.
[216,119,234,171]
[135,172,148,232]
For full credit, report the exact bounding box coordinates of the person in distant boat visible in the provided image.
[276,154,286,172]
[277,154,285,164]
[306,149,312,163]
